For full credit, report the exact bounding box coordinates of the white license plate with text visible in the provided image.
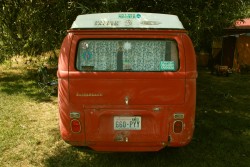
[114,116,141,130]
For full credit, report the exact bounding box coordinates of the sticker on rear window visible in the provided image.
[160,61,175,71]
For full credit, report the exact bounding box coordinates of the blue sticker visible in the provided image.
[160,61,175,71]
[136,14,141,19]
[82,51,92,61]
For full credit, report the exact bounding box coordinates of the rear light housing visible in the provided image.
[71,119,81,133]
[173,120,183,133]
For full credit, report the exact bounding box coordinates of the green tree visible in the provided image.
[0,0,81,60]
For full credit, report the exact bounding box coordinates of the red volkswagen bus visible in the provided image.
[57,13,197,152]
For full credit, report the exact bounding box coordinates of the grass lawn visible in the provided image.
[0,60,249,167]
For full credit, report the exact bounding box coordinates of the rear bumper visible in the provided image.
[64,135,192,152]
[86,141,168,152]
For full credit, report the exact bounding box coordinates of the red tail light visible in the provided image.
[71,119,81,133]
[173,120,183,133]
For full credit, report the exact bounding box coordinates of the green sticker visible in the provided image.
[160,61,175,71]
[118,13,141,19]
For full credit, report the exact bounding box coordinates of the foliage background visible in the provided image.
[0,0,250,61]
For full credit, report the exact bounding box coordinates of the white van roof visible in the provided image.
[71,13,184,29]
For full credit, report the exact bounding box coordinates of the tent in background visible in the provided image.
[212,18,250,72]
[233,35,250,72]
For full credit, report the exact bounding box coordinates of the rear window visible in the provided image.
[75,39,179,72]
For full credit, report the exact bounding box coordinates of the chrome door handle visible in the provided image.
[125,96,129,105]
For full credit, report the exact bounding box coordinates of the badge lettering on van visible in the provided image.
[140,21,162,25]
[76,93,103,97]
[95,21,120,27]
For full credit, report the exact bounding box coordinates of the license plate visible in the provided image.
[114,116,141,130]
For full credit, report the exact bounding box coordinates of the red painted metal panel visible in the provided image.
[57,29,197,151]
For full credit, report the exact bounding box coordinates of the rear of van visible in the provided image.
[57,13,197,152]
